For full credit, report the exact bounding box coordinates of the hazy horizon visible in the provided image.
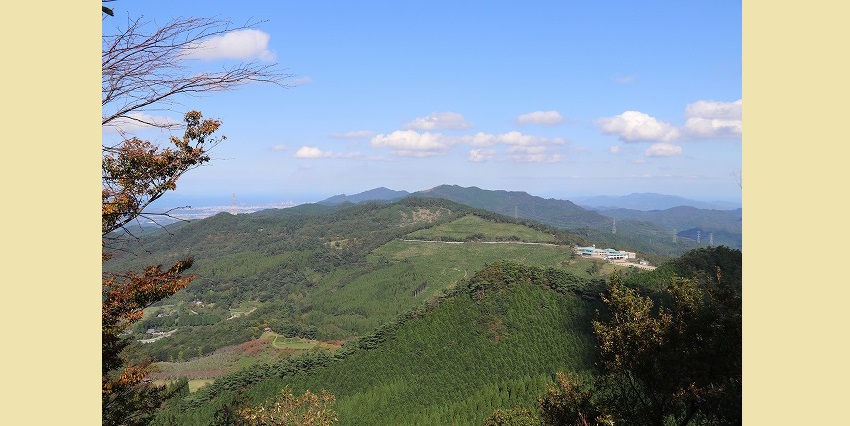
[103,1,741,207]
[150,185,742,218]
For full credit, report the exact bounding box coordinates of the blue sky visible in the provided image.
[102,1,741,206]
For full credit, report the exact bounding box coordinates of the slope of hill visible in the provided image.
[108,198,611,364]
[596,206,742,249]
[152,262,602,425]
[150,246,741,425]
[574,193,741,211]
[318,187,410,205]
[410,185,732,257]
[414,185,612,229]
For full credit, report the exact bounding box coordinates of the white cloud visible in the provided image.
[644,143,683,157]
[609,145,621,154]
[403,112,472,130]
[463,131,556,147]
[293,146,384,160]
[329,130,374,139]
[183,29,275,61]
[597,99,742,143]
[598,111,681,143]
[682,99,742,139]
[370,130,457,156]
[294,146,327,158]
[370,129,565,160]
[682,117,742,139]
[272,144,288,151]
[103,112,182,133]
[468,149,497,163]
[613,75,637,84]
[685,99,742,120]
[516,110,565,125]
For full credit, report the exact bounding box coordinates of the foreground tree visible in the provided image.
[101,4,287,424]
[529,248,741,425]
[589,269,741,425]
[235,387,338,426]
[101,111,222,424]
[537,372,612,426]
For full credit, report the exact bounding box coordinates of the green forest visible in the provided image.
[106,195,741,425]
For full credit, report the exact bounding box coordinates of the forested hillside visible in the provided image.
[150,246,741,425]
[406,185,736,256]
[108,198,606,363]
[414,185,612,229]
[151,262,603,425]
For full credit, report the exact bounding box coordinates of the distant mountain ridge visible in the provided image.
[313,185,742,252]
[412,185,612,229]
[318,187,411,205]
[573,193,740,211]
[318,185,611,229]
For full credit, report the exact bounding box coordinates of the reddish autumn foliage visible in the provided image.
[102,111,223,239]
[102,112,224,424]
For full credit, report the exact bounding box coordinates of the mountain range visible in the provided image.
[107,185,742,424]
[316,185,742,250]
[572,192,741,211]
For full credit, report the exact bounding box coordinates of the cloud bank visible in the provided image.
[516,110,565,125]
[598,111,681,143]
[403,112,472,130]
[183,29,276,61]
[597,99,742,157]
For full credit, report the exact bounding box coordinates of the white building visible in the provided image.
[574,245,636,261]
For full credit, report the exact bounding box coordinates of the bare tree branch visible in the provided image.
[102,16,293,130]
[732,169,742,189]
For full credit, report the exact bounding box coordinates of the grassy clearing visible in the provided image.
[272,335,319,350]
[149,331,341,381]
[151,379,215,393]
[407,214,557,243]
[140,305,175,322]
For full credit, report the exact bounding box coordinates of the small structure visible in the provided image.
[574,245,636,260]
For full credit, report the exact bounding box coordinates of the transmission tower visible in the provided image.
[612,218,617,234]
[231,193,236,215]
[673,228,677,243]
[514,205,518,219]
[709,232,714,246]
[697,230,701,244]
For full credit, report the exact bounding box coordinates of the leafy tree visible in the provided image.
[537,372,611,426]
[101,4,287,424]
[588,269,741,425]
[236,387,338,426]
[482,406,539,426]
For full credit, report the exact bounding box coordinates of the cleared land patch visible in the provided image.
[148,331,341,382]
[407,214,556,243]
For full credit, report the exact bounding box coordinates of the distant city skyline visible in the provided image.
[104,1,741,206]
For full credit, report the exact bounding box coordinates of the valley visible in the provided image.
[104,187,741,425]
